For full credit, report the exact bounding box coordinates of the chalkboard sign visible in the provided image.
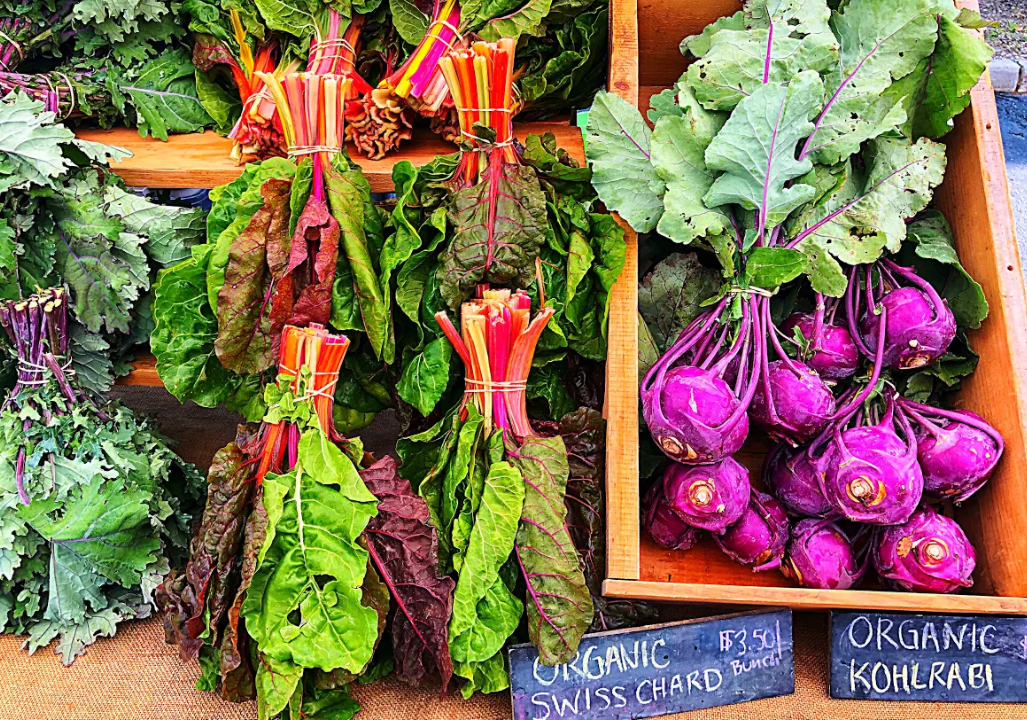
[831,611,1027,702]
[508,609,794,720]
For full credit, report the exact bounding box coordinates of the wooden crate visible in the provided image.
[602,0,1027,615]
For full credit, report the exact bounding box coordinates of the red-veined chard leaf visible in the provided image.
[361,456,456,689]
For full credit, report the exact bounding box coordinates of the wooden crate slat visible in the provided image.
[602,580,1027,615]
[78,122,585,192]
[603,0,641,582]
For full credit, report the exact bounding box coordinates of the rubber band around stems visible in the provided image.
[427,19,466,54]
[725,287,774,298]
[17,357,75,386]
[287,144,341,157]
[309,38,357,68]
[42,72,76,119]
[465,378,526,393]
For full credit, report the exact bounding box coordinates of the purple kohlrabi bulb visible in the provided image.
[714,490,790,571]
[663,457,751,534]
[873,505,976,593]
[642,365,749,465]
[818,419,924,526]
[781,313,859,382]
[762,442,832,518]
[859,286,956,370]
[781,519,865,590]
[643,479,703,551]
[750,360,836,445]
[915,410,1003,504]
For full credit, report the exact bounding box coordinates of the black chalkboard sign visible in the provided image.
[508,609,794,720]
[831,611,1027,702]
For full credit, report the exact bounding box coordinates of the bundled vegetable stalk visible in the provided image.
[150,71,393,430]
[376,0,605,130]
[158,324,456,717]
[310,11,414,159]
[0,289,204,664]
[603,0,1002,594]
[406,285,593,697]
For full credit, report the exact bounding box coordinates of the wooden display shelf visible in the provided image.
[116,353,161,387]
[76,121,585,192]
[602,0,1027,615]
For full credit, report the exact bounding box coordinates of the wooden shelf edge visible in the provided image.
[77,121,584,192]
[602,579,1027,616]
[116,353,162,388]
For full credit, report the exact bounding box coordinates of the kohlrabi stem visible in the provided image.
[898,398,1006,448]
[831,305,887,420]
[765,299,802,375]
[643,297,729,394]
[721,298,763,431]
[845,265,874,357]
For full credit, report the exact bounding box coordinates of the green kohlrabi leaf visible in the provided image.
[703,70,824,236]
[905,209,988,329]
[684,0,838,111]
[790,136,945,295]
[651,89,729,245]
[883,12,993,140]
[584,91,665,233]
[743,247,808,290]
[807,0,939,165]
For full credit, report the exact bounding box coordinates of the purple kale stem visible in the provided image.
[15,443,28,505]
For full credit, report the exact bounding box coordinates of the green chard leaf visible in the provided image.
[241,428,380,675]
[448,460,525,666]
[508,434,592,666]
[214,177,293,374]
[439,160,548,309]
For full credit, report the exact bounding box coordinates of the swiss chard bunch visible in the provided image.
[377,0,589,121]
[158,324,456,717]
[0,92,206,393]
[0,288,205,665]
[151,144,393,431]
[388,40,625,425]
[397,288,594,698]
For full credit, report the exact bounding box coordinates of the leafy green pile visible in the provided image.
[151,153,393,429]
[0,0,214,138]
[0,289,205,665]
[516,0,609,119]
[0,92,206,393]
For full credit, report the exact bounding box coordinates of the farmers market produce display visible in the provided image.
[586,0,1001,594]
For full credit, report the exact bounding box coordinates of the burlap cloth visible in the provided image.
[0,389,1022,720]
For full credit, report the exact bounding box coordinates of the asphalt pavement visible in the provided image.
[997,94,1027,269]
